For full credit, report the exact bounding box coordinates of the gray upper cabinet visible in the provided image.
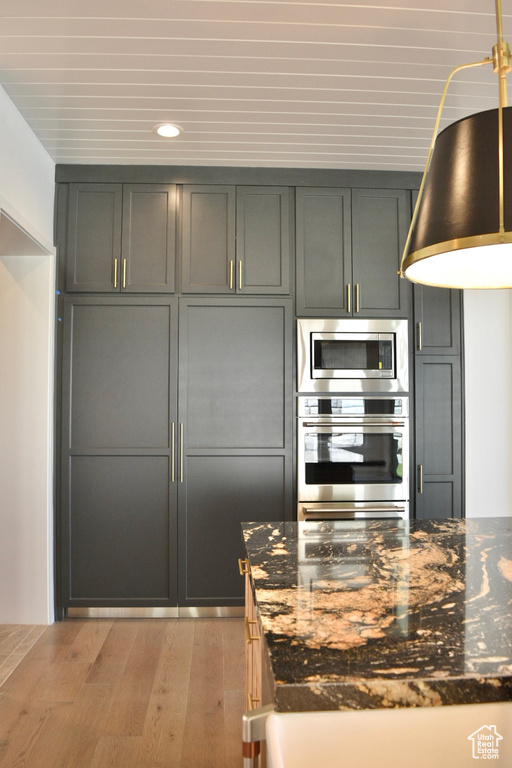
[181,185,291,294]
[296,187,410,317]
[296,187,351,315]
[351,189,410,317]
[236,186,291,294]
[413,285,462,355]
[66,183,176,293]
[121,185,176,292]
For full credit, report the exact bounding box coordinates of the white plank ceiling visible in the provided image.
[0,0,510,170]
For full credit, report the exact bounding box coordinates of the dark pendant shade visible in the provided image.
[402,106,512,288]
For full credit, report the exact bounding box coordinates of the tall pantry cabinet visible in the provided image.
[57,181,294,614]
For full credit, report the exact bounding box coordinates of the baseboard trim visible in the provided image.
[66,606,244,619]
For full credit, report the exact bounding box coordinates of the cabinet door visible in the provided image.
[351,188,411,317]
[414,356,463,519]
[122,184,176,292]
[60,297,179,608]
[66,183,122,292]
[236,186,291,294]
[181,185,236,293]
[67,455,173,603]
[296,187,352,315]
[177,298,293,607]
[413,286,462,355]
[178,454,288,606]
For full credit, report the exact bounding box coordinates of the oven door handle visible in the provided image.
[301,421,406,428]
[300,507,408,520]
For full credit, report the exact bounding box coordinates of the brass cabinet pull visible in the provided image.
[347,283,351,313]
[355,283,360,313]
[418,321,423,351]
[239,260,243,291]
[179,423,184,483]
[247,693,260,710]
[114,258,118,288]
[238,558,250,575]
[171,422,175,483]
[244,617,260,644]
[122,258,127,289]
[229,260,234,290]
[418,464,424,494]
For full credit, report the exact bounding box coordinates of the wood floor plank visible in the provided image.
[35,620,88,648]
[0,626,29,655]
[180,631,226,768]
[45,682,118,768]
[0,656,27,688]
[0,618,246,768]
[86,621,138,685]
[101,622,166,737]
[221,618,245,692]
[192,617,223,647]
[0,655,66,702]
[36,660,93,703]
[0,701,68,767]
[89,736,142,768]
[138,620,194,767]
[224,688,245,768]
[64,620,113,663]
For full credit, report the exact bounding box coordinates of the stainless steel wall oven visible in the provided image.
[297,395,409,521]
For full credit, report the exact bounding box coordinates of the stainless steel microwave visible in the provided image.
[297,318,409,393]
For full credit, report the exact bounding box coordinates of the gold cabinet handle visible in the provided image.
[239,259,243,291]
[244,617,260,645]
[247,693,260,711]
[171,422,175,483]
[114,258,118,288]
[418,464,423,494]
[238,558,250,575]
[179,423,184,483]
[418,321,423,351]
[347,283,351,314]
[122,258,127,289]
[355,283,360,313]
[229,260,234,290]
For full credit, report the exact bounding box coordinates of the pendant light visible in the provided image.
[400,0,512,289]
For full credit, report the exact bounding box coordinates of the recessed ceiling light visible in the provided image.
[153,123,182,138]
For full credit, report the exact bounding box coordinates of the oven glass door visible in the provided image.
[298,422,408,502]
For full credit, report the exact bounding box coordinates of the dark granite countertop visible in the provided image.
[242,518,512,712]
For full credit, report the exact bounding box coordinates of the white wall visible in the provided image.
[0,85,56,624]
[463,289,512,517]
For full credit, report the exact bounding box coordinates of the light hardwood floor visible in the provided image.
[0,618,245,767]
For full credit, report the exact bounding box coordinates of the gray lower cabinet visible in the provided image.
[181,185,292,294]
[296,187,410,317]
[177,298,293,607]
[66,183,176,293]
[414,355,463,519]
[60,296,179,608]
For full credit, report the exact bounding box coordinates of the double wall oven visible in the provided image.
[297,319,410,521]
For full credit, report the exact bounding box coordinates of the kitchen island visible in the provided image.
[242,517,512,713]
